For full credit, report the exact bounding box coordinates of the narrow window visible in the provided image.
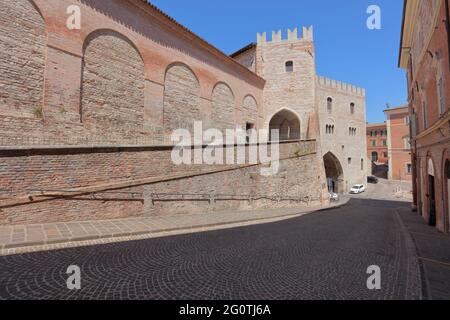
[348,157,352,165]
[422,101,428,129]
[361,159,364,171]
[406,163,412,174]
[438,76,445,115]
[350,103,355,114]
[246,122,255,143]
[285,61,294,73]
[327,98,333,113]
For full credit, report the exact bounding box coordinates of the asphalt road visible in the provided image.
[0,198,421,300]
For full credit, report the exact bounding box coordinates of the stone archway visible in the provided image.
[427,157,437,226]
[269,109,300,141]
[323,152,344,194]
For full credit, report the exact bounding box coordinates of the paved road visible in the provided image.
[351,178,412,202]
[0,198,421,300]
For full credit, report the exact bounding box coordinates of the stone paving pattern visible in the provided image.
[0,202,345,255]
[0,198,422,300]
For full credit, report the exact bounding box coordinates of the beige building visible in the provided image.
[232,28,367,193]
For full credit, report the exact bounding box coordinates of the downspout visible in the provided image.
[446,0,450,71]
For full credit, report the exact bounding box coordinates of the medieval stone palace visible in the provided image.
[0,0,367,225]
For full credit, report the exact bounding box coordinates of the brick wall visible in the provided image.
[0,0,46,118]
[163,63,201,133]
[0,141,324,225]
[212,83,235,131]
[0,0,265,144]
[242,95,258,128]
[81,30,145,137]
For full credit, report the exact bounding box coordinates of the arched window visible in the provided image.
[285,61,294,72]
[350,103,355,114]
[361,159,364,171]
[326,124,335,135]
[327,98,333,113]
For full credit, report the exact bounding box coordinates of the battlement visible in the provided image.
[257,26,314,45]
[316,75,366,97]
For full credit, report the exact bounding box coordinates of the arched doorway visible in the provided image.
[427,157,436,226]
[445,159,450,233]
[323,152,344,194]
[269,109,300,141]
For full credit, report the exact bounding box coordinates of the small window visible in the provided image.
[406,163,412,174]
[285,61,294,73]
[327,98,333,113]
[348,158,352,165]
[403,137,411,149]
[361,159,364,171]
[350,103,355,114]
[371,140,376,147]
[382,140,387,147]
[405,116,410,126]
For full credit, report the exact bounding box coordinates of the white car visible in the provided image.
[350,184,366,194]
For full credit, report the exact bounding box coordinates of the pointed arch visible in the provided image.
[323,151,344,194]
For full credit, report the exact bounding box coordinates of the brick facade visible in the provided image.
[384,106,412,181]
[399,0,450,233]
[366,123,388,165]
[0,0,331,225]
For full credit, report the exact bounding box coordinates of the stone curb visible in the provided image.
[0,199,349,255]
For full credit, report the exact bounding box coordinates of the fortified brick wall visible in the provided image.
[0,141,324,225]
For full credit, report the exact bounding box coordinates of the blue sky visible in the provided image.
[150,0,407,124]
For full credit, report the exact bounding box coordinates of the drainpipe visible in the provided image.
[446,0,450,71]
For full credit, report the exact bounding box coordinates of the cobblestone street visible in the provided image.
[0,198,424,300]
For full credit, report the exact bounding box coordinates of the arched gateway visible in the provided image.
[323,152,344,194]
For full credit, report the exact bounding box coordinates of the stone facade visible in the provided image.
[316,76,367,193]
[232,28,368,193]
[399,0,450,233]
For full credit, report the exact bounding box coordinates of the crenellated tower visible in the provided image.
[253,26,318,141]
